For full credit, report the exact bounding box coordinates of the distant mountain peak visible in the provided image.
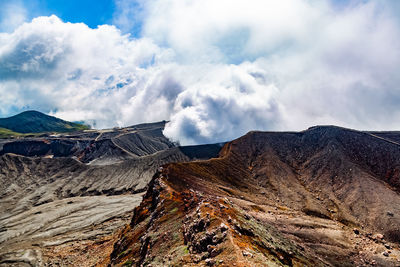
[0,110,89,134]
[18,110,44,115]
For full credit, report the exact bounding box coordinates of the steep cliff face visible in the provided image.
[109,126,400,266]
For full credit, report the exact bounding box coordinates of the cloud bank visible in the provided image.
[1,0,400,144]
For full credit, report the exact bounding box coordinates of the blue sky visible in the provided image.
[1,0,400,144]
[34,0,116,28]
[0,0,115,29]
[0,0,146,34]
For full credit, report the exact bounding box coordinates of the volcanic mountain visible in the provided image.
[108,126,400,267]
[1,119,400,266]
[0,110,89,135]
[0,118,222,266]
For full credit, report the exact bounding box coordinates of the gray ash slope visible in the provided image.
[0,120,172,161]
[0,121,222,266]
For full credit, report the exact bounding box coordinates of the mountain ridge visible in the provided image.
[108,125,400,266]
[1,122,400,266]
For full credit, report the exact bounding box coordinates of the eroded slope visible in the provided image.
[0,122,222,266]
[109,126,400,266]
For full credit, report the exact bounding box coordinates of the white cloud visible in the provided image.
[113,0,144,34]
[0,15,177,129]
[1,0,400,144]
[163,63,282,144]
[0,1,27,32]
[139,0,323,64]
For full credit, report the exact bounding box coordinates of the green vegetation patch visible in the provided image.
[123,259,133,266]
[170,207,179,214]
[0,127,22,138]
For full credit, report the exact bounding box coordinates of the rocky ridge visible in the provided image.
[108,126,400,266]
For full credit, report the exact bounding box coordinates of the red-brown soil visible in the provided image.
[108,126,400,266]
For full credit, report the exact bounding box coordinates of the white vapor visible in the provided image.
[1,0,400,144]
